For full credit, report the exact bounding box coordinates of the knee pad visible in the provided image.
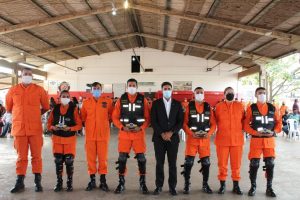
[184,156,195,167]
[54,153,64,164]
[264,157,275,168]
[135,153,146,163]
[200,157,211,167]
[250,158,260,168]
[118,152,129,163]
[64,154,74,166]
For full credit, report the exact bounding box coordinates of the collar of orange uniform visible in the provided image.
[92,96,103,102]
[60,104,69,115]
[128,93,138,102]
[257,102,267,107]
[225,100,233,105]
[195,100,204,105]
[21,83,33,89]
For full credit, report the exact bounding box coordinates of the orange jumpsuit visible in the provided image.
[47,104,82,156]
[81,97,113,175]
[6,83,49,175]
[183,102,216,158]
[112,94,150,155]
[214,101,245,181]
[244,103,282,159]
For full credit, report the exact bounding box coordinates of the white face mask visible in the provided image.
[195,93,204,102]
[61,98,70,105]
[22,75,32,84]
[257,94,266,103]
[127,87,137,95]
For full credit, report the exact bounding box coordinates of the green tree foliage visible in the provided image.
[265,54,300,101]
[240,54,300,101]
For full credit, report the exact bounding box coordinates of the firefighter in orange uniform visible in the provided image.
[47,90,82,192]
[81,82,113,191]
[181,87,216,194]
[280,102,288,117]
[6,68,50,193]
[244,87,281,197]
[112,78,150,194]
[214,87,245,195]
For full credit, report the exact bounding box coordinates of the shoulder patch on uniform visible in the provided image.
[102,102,107,108]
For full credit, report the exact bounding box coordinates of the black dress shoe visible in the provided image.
[266,188,276,197]
[169,188,177,196]
[153,187,162,195]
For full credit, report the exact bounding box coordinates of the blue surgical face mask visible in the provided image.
[92,89,101,98]
[163,90,172,99]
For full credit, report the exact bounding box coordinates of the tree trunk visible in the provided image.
[269,79,273,102]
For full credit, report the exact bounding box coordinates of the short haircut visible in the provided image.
[194,87,203,91]
[127,78,138,86]
[91,82,102,88]
[60,90,70,97]
[224,87,233,94]
[255,87,266,94]
[161,81,172,89]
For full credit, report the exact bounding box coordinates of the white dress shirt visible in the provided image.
[163,98,172,118]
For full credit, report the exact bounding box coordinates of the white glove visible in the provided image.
[5,113,12,124]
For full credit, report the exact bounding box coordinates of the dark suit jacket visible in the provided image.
[151,98,184,143]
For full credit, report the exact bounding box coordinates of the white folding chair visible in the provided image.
[287,119,300,140]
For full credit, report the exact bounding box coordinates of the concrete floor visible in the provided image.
[0,128,299,200]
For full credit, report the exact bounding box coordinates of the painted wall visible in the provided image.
[44,48,242,95]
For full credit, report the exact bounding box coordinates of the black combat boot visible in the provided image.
[85,174,96,191]
[248,165,258,196]
[114,175,125,194]
[218,181,226,194]
[201,157,212,194]
[10,175,25,193]
[232,181,243,195]
[34,173,43,192]
[65,155,74,192]
[139,175,149,194]
[99,174,109,192]
[181,156,194,194]
[54,159,63,192]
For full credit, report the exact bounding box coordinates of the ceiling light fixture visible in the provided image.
[124,0,129,9]
[112,7,117,15]
[111,1,117,16]
[265,31,273,36]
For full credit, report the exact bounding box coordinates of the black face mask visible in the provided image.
[226,93,234,101]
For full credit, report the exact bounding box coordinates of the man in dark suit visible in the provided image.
[151,82,184,196]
